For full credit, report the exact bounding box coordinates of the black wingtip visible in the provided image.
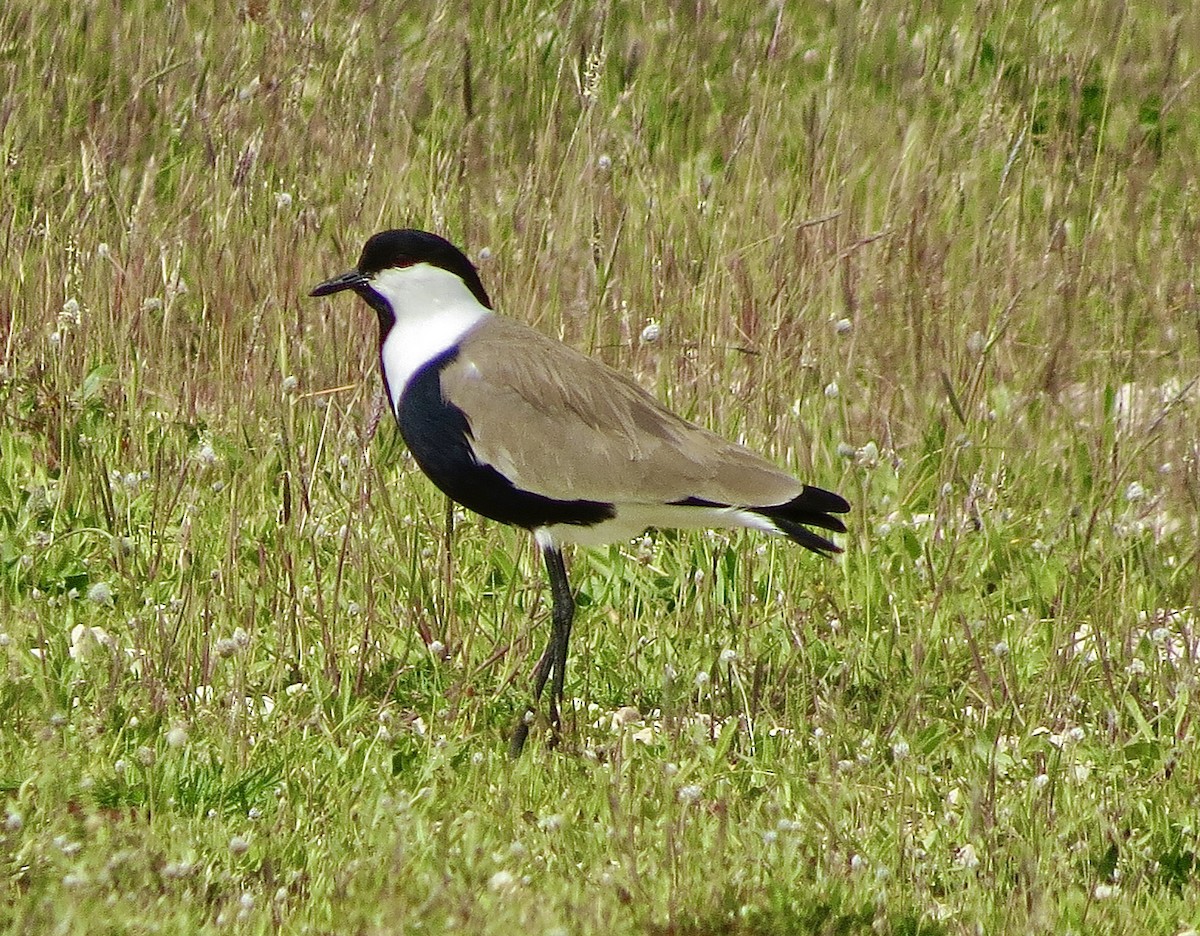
[754,485,850,556]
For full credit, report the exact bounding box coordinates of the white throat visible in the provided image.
[373,263,491,411]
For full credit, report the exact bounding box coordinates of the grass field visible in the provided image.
[2,1,1198,932]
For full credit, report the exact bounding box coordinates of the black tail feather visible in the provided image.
[753,485,850,556]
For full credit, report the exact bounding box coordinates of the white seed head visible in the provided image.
[677,784,702,804]
[87,582,114,605]
[487,869,516,892]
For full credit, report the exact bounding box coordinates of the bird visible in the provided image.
[310,229,850,755]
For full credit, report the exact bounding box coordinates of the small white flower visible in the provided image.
[992,640,1009,658]
[823,381,839,399]
[1092,883,1116,900]
[1125,481,1146,502]
[60,298,81,326]
[537,813,564,832]
[428,640,446,659]
[850,854,867,871]
[836,442,856,459]
[97,243,111,260]
[87,581,114,605]
[195,443,217,467]
[4,810,22,831]
[955,843,979,869]
[70,624,114,661]
[166,725,188,748]
[281,375,298,394]
[833,317,852,335]
[597,154,612,171]
[216,634,243,658]
[855,441,879,468]
[694,671,710,688]
[274,191,293,210]
[719,648,737,665]
[966,330,987,354]
[229,835,251,855]
[640,321,662,343]
[677,784,702,804]
[891,739,910,760]
[487,869,516,892]
[1125,658,1147,676]
[471,751,484,766]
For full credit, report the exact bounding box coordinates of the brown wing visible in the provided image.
[440,316,803,506]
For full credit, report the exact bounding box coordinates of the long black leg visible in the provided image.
[510,544,575,757]
[542,545,575,727]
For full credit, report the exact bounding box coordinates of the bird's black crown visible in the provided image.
[357,229,492,309]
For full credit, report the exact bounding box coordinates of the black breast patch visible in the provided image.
[394,348,616,531]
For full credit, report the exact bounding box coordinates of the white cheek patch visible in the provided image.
[373,264,491,403]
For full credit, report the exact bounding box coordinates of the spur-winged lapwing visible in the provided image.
[311,229,850,755]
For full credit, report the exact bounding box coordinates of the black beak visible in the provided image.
[309,269,367,297]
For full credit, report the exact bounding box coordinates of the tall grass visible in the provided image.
[1,1,1197,933]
